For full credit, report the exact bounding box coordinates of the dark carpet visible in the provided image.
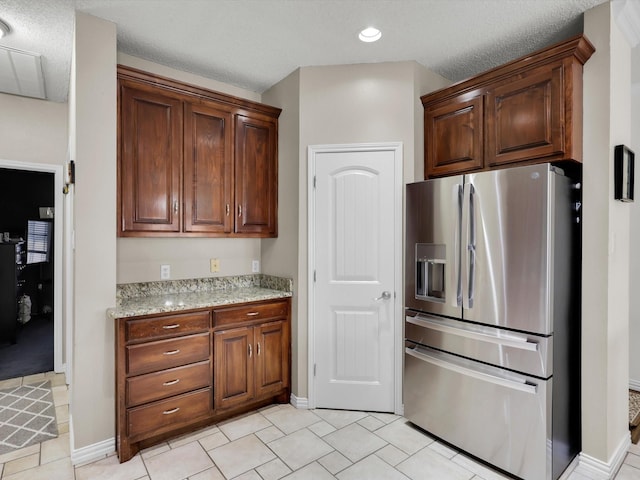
[0,316,53,381]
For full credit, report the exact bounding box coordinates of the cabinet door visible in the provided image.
[255,320,289,398]
[120,83,182,234]
[214,327,254,410]
[183,102,234,233]
[425,93,483,178]
[485,63,563,167]
[234,115,277,236]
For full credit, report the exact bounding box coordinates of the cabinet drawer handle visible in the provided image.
[238,205,242,217]
[163,349,181,356]
[162,324,180,330]
[226,204,230,216]
[162,379,180,386]
[246,312,260,317]
[173,200,179,214]
[248,344,252,358]
[257,342,261,356]
[163,407,180,415]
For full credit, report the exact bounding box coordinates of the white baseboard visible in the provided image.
[69,414,116,466]
[629,379,640,391]
[290,393,309,409]
[575,433,630,479]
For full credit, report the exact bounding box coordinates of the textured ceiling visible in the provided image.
[0,0,626,103]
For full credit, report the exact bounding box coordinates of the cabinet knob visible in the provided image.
[238,205,242,217]
[248,343,252,358]
[173,201,179,214]
[226,204,230,216]
[257,342,261,356]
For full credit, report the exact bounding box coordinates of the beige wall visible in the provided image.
[0,93,68,164]
[115,54,263,284]
[630,84,640,386]
[582,1,632,466]
[262,69,302,394]
[71,12,117,450]
[272,61,447,399]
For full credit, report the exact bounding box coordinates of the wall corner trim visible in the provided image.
[575,434,630,479]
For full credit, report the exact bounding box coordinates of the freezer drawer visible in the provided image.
[405,312,552,378]
[404,343,552,480]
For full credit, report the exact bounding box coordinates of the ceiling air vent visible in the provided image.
[0,45,46,100]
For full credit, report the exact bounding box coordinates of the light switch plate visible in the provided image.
[252,260,260,273]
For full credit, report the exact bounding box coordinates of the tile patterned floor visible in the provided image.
[0,376,637,480]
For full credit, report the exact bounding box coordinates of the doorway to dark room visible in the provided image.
[0,168,55,380]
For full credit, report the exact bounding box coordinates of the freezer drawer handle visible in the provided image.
[405,346,538,395]
[407,315,539,352]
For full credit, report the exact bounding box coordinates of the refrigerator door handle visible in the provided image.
[405,345,538,395]
[407,314,539,352]
[461,183,475,309]
[453,184,463,306]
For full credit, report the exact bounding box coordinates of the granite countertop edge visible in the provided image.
[107,274,293,320]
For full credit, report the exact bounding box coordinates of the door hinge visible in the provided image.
[314,364,317,377]
[313,270,316,282]
[313,175,316,188]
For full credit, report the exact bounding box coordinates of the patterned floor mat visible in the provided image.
[0,380,58,454]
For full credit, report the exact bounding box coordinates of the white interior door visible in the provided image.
[309,143,401,413]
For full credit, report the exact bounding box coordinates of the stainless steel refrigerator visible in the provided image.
[404,163,581,480]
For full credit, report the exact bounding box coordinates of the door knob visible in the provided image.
[374,291,392,301]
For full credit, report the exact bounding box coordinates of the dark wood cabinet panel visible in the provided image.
[234,115,278,236]
[425,94,483,177]
[125,310,210,342]
[183,102,234,233]
[126,360,211,407]
[421,34,594,178]
[214,327,255,410]
[485,64,563,166]
[117,66,281,237]
[126,332,210,376]
[127,388,212,440]
[255,320,289,397]
[120,83,182,233]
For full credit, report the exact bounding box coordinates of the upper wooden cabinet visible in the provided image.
[117,66,281,237]
[422,34,595,178]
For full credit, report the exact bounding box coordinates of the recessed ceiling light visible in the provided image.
[359,27,382,43]
[0,19,11,39]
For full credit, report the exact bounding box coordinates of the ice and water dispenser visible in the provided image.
[415,243,446,302]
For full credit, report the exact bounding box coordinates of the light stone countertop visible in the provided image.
[107,275,293,319]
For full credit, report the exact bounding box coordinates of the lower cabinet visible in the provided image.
[115,298,291,463]
[214,319,289,411]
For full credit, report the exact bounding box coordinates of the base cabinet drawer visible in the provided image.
[127,388,212,439]
[126,360,211,407]
[126,333,210,376]
[126,311,210,342]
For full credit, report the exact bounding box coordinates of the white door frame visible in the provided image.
[0,159,67,375]
[307,142,403,413]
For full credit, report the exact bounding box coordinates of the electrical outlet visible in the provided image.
[160,264,171,280]
[210,258,220,273]
[252,260,260,273]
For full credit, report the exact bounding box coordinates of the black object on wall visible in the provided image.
[614,145,635,202]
